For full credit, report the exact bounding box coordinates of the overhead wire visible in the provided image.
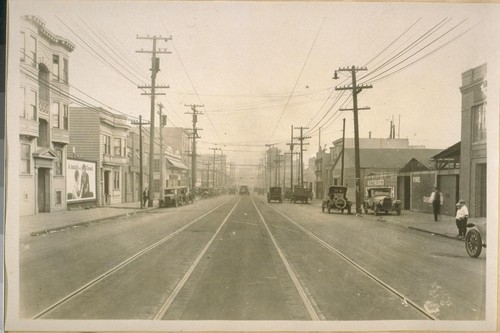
[269,17,326,140]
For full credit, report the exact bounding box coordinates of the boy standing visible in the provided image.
[455,199,469,238]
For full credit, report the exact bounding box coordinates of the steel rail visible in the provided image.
[153,198,241,319]
[262,199,438,321]
[251,197,322,321]
[32,199,233,319]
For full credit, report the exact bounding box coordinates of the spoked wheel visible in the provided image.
[335,198,347,210]
[465,229,482,258]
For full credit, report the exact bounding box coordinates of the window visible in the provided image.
[153,158,160,172]
[114,171,120,189]
[20,31,25,62]
[472,104,486,142]
[63,104,69,130]
[114,138,122,156]
[123,139,127,156]
[63,58,68,83]
[51,102,60,128]
[55,149,63,175]
[103,135,111,154]
[52,54,60,80]
[28,35,36,67]
[20,87,25,117]
[29,89,37,120]
[21,143,30,174]
[56,191,62,205]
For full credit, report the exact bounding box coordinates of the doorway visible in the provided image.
[37,168,50,213]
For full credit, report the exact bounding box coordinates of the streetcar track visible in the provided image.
[250,196,323,321]
[260,198,438,320]
[32,199,234,319]
[153,198,241,319]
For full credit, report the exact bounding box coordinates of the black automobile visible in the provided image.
[267,187,283,203]
[239,185,250,195]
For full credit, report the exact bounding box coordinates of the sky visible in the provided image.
[9,0,500,169]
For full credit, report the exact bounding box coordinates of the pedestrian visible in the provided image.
[455,199,469,238]
[428,186,443,221]
[143,188,148,206]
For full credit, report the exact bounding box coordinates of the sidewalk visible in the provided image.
[20,201,157,237]
[309,198,486,241]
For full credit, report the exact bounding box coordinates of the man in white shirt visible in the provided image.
[455,199,469,238]
[429,187,443,221]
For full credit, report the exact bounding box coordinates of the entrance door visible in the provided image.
[104,171,110,205]
[397,176,411,210]
[477,163,487,217]
[37,168,50,213]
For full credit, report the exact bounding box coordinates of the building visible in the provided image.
[19,16,75,215]
[327,138,441,207]
[124,128,149,203]
[459,64,487,218]
[68,107,130,206]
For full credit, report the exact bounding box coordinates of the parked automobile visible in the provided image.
[239,185,250,195]
[465,222,486,258]
[291,185,309,204]
[267,187,283,203]
[283,187,292,200]
[228,187,237,195]
[363,187,401,216]
[180,186,193,205]
[321,185,352,214]
[159,187,182,208]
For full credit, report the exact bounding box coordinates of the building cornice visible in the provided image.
[23,15,75,52]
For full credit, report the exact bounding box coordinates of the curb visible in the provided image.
[30,207,157,237]
[407,226,463,241]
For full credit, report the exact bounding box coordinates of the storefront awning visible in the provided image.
[166,158,188,170]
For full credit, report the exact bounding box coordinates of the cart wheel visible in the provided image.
[465,229,482,258]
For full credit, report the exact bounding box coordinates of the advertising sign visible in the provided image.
[67,159,96,202]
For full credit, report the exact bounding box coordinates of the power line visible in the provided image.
[269,17,325,140]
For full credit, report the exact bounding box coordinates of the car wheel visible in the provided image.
[335,198,347,209]
[465,229,482,258]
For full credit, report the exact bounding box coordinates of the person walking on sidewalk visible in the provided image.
[429,186,443,221]
[143,188,149,206]
[455,199,469,238]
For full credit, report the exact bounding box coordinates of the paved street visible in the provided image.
[20,195,485,321]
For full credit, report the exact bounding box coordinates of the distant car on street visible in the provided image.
[239,185,250,195]
[363,187,401,216]
[160,187,182,208]
[291,185,309,204]
[322,185,352,214]
[267,187,283,203]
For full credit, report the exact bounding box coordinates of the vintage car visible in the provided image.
[228,187,237,195]
[159,187,182,208]
[283,187,293,200]
[267,187,283,203]
[321,185,352,214]
[465,222,487,258]
[239,185,250,195]
[179,186,194,205]
[291,186,309,204]
[363,187,401,216]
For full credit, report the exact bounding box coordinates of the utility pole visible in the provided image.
[137,35,171,206]
[294,126,310,187]
[209,147,221,189]
[265,143,276,188]
[341,118,346,186]
[334,66,372,214]
[185,104,204,194]
[286,125,296,192]
[157,103,167,195]
[204,162,211,188]
[131,115,149,208]
[220,149,224,188]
